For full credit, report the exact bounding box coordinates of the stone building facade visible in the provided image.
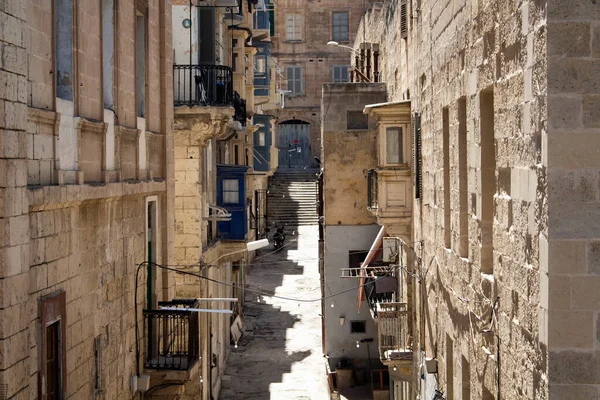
[340,0,600,399]
[271,0,378,169]
[1,0,175,399]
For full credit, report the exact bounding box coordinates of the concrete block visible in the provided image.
[582,95,600,128]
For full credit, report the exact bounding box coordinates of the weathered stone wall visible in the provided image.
[414,0,548,397]
[0,0,174,398]
[272,0,378,165]
[545,2,600,397]
[358,0,549,398]
[322,83,385,226]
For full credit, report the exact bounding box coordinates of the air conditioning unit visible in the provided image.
[382,237,400,263]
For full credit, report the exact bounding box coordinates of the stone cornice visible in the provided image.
[28,107,61,135]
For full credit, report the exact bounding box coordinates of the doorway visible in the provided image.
[278,120,311,169]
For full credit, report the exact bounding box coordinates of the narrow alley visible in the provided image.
[220,225,330,400]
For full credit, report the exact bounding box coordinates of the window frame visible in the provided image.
[350,320,367,334]
[286,65,303,96]
[332,65,349,83]
[285,13,302,41]
[381,125,409,167]
[40,291,67,400]
[332,11,349,42]
[222,179,240,204]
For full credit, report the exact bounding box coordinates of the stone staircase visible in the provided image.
[267,170,320,227]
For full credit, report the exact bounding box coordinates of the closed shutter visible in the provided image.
[199,8,216,64]
[286,13,301,40]
[286,66,302,95]
[414,113,422,199]
[400,0,408,39]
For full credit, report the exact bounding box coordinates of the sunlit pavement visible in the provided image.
[220,225,330,400]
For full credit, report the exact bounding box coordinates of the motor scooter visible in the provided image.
[273,226,286,250]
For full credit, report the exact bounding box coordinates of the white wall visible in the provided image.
[324,224,381,363]
[172,5,199,65]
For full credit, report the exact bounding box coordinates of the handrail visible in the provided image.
[174,64,234,107]
[143,299,200,370]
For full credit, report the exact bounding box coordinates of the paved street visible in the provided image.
[220,226,330,400]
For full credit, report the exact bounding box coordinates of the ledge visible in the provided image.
[144,357,201,383]
[28,179,166,211]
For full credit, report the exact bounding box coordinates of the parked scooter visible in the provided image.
[273,226,286,250]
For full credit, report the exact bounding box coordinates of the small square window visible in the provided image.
[223,179,239,203]
[347,111,368,130]
[350,320,366,333]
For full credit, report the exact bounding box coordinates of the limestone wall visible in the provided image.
[0,0,175,398]
[321,83,385,227]
[358,0,549,398]
[545,2,600,397]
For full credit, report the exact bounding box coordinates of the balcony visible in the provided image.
[143,299,200,377]
[377,302,412,365]
[174,65,233,107]
[367,169,379,210]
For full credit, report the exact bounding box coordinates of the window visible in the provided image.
[102,0,114,108]
[55,0,73,101]
[285,13,302,40]
[255,56,266,74]
[40,292,66,400]
[350,320,366,333]
[258,131,266,147]
[46,322,61,399]
[332,65,349,83]
[443,108,450,249]
[332,11,349,42]
[135,6,148,117]
[347,111,368,130]
[223,179,240,203]
[386,127,404,163]
[349,250,368,277]
[286,66,303,95]
[94,336,102,394]
[480,88,495,274]
[400,0,408,39]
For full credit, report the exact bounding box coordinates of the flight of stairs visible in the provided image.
[267,170,320,227]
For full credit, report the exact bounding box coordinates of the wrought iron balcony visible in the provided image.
[233,91,247,126]
[174,65,233,107]
[367,169,378,210]
[143,299,200,371]
[377,302,412,364]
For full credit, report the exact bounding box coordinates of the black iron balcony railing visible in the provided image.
[367,169,379,210]
[174,65,233,107]
[378,302,412,363]
[143,299,200,370]
[233,91,247,126]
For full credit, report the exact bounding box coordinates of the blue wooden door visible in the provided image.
[278,121,311,169]
[217,165,249,240]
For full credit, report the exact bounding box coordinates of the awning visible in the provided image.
[357,226,386,312]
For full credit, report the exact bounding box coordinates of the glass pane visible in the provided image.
[259,131,265,146]
[223,179,239,191]
[386,127,403,164]
[224,191,238,203]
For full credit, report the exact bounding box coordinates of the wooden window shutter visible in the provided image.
[400,0,408,39]
[413,113,422,199]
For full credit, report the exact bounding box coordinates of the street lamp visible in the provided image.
[327,40,356,53]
